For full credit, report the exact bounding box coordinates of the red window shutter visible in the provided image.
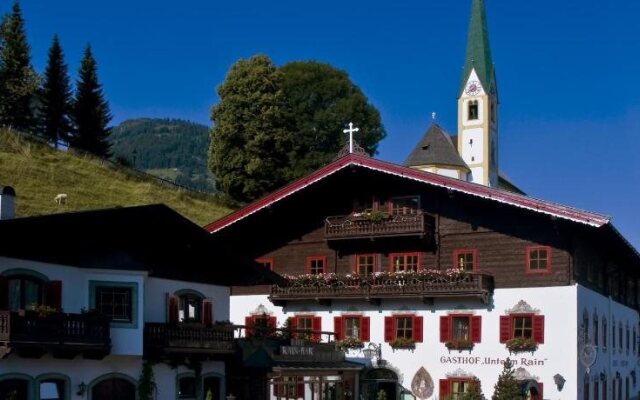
[166,293,179,323]
[312,316,322,341]
[361,316,371,342]
[537,382,543,399]
[499,315,511,343]
[245,316,254,337]
[43,280,62,310]
[471,315,482,343]
[268,316,277,331]
[533,315,545,344]
[201,298,213,325]
[0,276,8,310]
[440,316,451,342]
[296,377,304,398]
[439,379,450,399]
[384,316,395,342]
[413,315,424,342]
[334,316,344,341]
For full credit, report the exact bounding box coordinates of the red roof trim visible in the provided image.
[204,154,609,233]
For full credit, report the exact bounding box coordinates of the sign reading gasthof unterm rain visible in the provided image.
[439,355,547,367]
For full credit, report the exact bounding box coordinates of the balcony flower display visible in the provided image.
[336,336,364,352]
[505,337,538,354]
[445,339,474,352]
[282,268,468,288]
[390,337,415,351]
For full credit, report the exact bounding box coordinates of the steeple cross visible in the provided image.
[343,122,360,154]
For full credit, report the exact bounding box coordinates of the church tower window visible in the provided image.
[468,100,479,121]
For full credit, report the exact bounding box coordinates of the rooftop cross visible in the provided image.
[343,122,360,154]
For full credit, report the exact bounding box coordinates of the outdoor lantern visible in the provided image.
[553,374,566,392]
[77,382,87,396]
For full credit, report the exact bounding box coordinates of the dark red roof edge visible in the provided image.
[204,154,610,233]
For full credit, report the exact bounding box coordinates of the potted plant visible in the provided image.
[390,336,415,351]
[27,303,58,318]
[505,337,538,354]
[445,339,474,352]
[336,336,364,351]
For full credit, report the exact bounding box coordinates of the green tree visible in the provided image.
[40,35,72,145]
[280,61,385,179]
[463,377,486,400]
[491,358,522,400]
[0,1,39,132]
[209,54,292,203]
[71,45,112,157]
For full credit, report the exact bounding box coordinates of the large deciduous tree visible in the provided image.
[209,54,292,204]
[280,61,385,179]
[0,1,39,132]
[40,35,73,145]
[71,45,112,157]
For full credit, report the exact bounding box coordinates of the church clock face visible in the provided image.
[465,80,482,96]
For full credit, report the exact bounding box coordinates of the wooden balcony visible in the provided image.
[0,310,111,359]
[144,323,236,359]
[269,273,494,306]
[324,211,431,240]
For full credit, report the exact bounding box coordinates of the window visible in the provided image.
[0,378,30,400]
[499,314,544,344]
[167,291,212,325]
[389,196,420,215]
[255,258,274,270]
[594,378,599,400]
[612,320,616,350]
[603,317,608,351]
[0,271,61,312]
[37,375,69,400]
[619,324,623,353]
[179,293,201,322]
[451,380,470,400]
[273,377,303,399]
[178,376,196,399]
[526,246,551,273]
[626,325,630,354]
[390,253,420,272]
[583,310,590,344]
[468,100,479,120]
[453,249,477,272]
[440,315,482,344]
[89,281,138,328]
[594,314,599,347]
[306,256,326,275]
[584,375,590,400]
[334,315,370,342]
[603,378,607,400]
[439,378,480,400]
[384,315,423,343]
[245,314,276,337]
[290,315,321,341]
[355,254,378,276]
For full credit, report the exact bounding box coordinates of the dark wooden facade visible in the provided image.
[216,164,640,311]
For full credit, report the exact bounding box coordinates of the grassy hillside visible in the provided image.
[0,129,231,226]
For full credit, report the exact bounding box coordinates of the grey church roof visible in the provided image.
[403,124,469,170]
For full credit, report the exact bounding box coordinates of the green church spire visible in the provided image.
[459,0,495,97]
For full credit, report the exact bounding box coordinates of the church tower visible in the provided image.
[457,0,498,187]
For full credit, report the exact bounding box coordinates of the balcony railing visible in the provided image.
[325,211,430,240]
[0,310,111,359]
[144,323,236,357]
[270,272,494,305]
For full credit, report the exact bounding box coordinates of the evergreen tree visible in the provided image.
[71,45,112,157]
[209,54,292,203]
[40,35,72,145]
[491,358,522,400]
[463,377,486,400]
[0,1,39,132]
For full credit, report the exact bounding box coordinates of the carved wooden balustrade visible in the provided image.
[0,310,111,359]
[325,211,431,240]
[270,273,494,306]
[144,322,237,357]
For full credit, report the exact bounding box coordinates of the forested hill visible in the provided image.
[110,118,216,192]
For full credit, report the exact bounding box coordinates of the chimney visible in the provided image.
[0,186,16,220]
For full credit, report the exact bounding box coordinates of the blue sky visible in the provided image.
[5,1,640,247]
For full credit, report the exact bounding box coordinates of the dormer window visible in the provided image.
[468,100,479,121]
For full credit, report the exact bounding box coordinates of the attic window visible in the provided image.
[468,100,479,121]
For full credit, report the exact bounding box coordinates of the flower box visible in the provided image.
[390,337,415,351]
[445,339,474,352]
[505,337,538,354]
[336,337,364,352]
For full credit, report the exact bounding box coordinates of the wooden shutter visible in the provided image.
[471,315,482,343]
[537,382,543,399]
[360,316,371,342]
[296,377,304,398]
[312,316,322,341]
[384,316,395,342]
[245,316,254,337]
[166,293,179,323]
[201,298,213,325]
[533,315,545,344]
[413,315,424,342]
[0,276,7,310]
[43,280,62,310]
[440,316,451,342]
[499,315,511,343]
[268,316,277,333]
[334,316,344,341]
[439,379,450,399]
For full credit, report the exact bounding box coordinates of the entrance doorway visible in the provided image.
[91,377,135,400]
[360,368,400,400]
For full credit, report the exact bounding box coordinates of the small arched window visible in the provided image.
[583,310,590,343]
[468,100,479,121]
[1,270,60,311]
[166,290,212,325]
[593,313,599,346]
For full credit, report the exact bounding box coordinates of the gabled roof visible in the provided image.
[404,124,469,170]
[459,0,495,97]
[205,153,610,233]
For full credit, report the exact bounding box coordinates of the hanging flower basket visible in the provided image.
[505,337,538,354]
[390,337,415,351]
[445,339,474,352]
[336,337,364,352]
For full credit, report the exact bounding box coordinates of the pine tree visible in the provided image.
[0,1,39,132]
[491,358,522,400]
[71,45,112,157]
[463,377,486,400]
[40,35,72,145]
